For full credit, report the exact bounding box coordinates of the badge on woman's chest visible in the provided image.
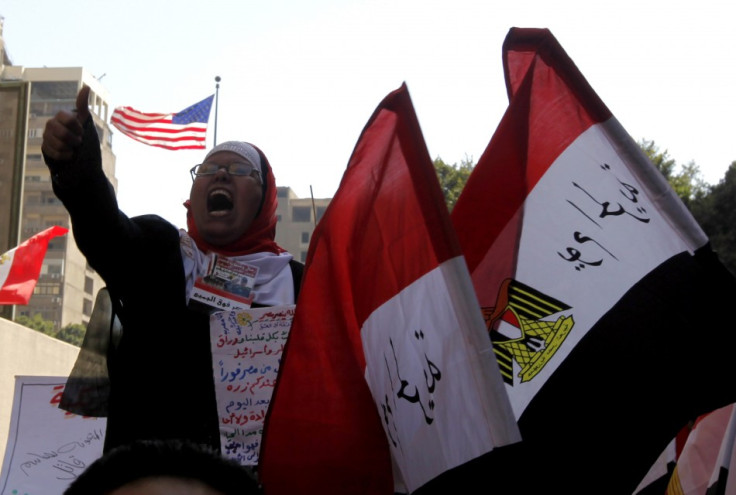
[188,255,259,312]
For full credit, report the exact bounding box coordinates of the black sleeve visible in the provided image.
[43,116,179,292]
[289,259,305,302]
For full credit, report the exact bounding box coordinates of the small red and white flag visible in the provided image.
[451,28,736,492]
[0,226,68,305]
[634,424,691,493]
[665,404,736,495]
[110,94,214,150]
[259,84,519,494]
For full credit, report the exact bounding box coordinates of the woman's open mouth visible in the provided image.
[207,189,233,216]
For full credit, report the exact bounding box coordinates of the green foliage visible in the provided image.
[15,313,55,336]
[639,139,709,207]
[433,156,474,211]
[639,139,735,276]
[14,313,85,347]
[57,323,86,347]
[640,139,677,179]
[690,162,736,276]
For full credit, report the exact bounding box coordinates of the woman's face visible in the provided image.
[189,151,263,247]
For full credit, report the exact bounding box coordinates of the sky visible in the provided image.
[2,0,735,229]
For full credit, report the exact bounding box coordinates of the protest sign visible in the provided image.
[0,376,106,495]
[209,305,294,465]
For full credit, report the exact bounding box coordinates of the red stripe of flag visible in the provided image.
[260,83,518,494]
[0,226,69,305]
[110,123,208,135]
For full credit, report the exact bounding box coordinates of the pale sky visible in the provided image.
[3,0,735,228]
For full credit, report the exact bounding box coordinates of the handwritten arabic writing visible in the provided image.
[209,305,294,466]
[382,328,443,452]
[18,429,105,481]
[222,427,262,462]
[0,379,108,495]
[560,162,651,271]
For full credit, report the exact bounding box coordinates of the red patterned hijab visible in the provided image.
[185,142,284,256]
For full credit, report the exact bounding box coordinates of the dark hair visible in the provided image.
[63,439,261,495]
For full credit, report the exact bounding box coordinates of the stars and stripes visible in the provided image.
[110,95,214,150]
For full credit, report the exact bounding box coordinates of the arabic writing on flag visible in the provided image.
[110,94,214,150]
[260,83,519,495]
[450,28,736,493]
[0,226,68,305]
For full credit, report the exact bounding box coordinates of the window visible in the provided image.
[83,298,93,317]
[301,232,310,243]
[33,283,60,295]
[30,81,78,117]
[46,219,67,228]
[84,276,94,295]
[292,206,311,222]
[47,239,66,251]
[31,81,78,100]
[300,251,307,263]
[43,259,64,277]
[94,123,104,143]
[317,206,328,222]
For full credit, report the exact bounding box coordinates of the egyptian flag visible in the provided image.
[450,28,736,493]
[665,404,736,494]
[634,439,678,495]
[635,424,691,494]
[0,226,68,305]
[259,83,519,494]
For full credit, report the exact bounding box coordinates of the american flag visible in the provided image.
[110,94,214,150]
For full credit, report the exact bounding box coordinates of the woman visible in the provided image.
[42,87,302,453]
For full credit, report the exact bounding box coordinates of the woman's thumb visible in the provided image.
[75,86,91,122]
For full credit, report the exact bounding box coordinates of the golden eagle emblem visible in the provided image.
[483,279,574,385]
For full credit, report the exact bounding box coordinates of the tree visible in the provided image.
[639,139,709,207]
[433,156,474,211]
[690,161,736,276]
[14,313,86,346]
[15,313,56,337]
[639,139,734,276]
[56,323,86,347]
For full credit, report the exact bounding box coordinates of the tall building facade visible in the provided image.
[275,187,331,262]
[1,21,116,329]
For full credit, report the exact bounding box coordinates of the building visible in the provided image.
[275,187,331,262]
[1,19,116,329]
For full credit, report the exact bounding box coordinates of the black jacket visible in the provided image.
[46,117,302,453]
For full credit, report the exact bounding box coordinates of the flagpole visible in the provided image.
[214,76,221,146]
[310,185,317,226]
